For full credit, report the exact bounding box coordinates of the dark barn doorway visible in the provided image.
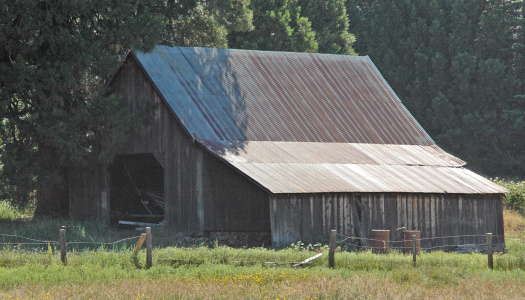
[109,153,164,225]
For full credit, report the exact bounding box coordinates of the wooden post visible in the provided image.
[133,233,147,257]
[412,235,417,267]
[146,227,152,269]
[487,233,493,270]
[60,226,67,265]
[329,230,336,269]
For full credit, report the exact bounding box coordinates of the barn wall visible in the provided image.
[69,56,270,234]
[201,150,271,232]
[270,193,504,249]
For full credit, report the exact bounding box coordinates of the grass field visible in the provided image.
[1,202,525,299]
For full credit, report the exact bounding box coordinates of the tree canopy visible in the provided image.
[228,0,318,52]
[0,0,254,213]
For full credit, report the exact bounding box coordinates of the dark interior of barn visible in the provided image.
[109,153,164,225]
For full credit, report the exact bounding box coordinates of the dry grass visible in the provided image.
[504,210,525,240]
[1,210,524,299]
[2,275,525,300]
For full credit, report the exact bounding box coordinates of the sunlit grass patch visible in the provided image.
[504,210,525,240]
[0,200,33,221]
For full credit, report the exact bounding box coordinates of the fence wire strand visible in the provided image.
[0,233,59,244]
[66,236,142,246]
[335,232,502,252]
[0,234,142,248]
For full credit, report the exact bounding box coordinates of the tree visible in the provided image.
[346,0,525,178]
[228,0,318,52]
[160,0,253,48]
[0,0,255,215]
[299,0,356,55]
[0,0,163,214]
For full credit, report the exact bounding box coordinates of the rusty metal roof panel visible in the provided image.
[423,145,467,166]
[199,141,506,194]
[226,162,507,194]
[131,46,504,195]
[134,46,435,145]
[200,141,464,167]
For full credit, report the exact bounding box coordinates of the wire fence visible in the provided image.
[335,232,505,253]
[0,229,514,270]
[0,232,505,252]
[0,233,143,251]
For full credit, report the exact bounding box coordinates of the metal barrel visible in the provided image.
[403,230,421,254]
[371,230,390,254]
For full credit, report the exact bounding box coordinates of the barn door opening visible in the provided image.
[109,153,164,225]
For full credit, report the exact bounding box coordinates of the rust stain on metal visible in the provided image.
[132,46,504,196]
[134,46,435,145]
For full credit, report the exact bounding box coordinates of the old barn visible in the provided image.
[69,46,507,249]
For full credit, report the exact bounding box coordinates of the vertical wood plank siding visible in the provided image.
[270,193,504,249]
[69,57,270,234]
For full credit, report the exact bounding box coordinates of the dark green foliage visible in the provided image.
[0,1,163,213]
[228,0,318,52]
[229,0,357,54]
[299,0,356,55]
[347,0,525,178]
[160,0,253,48]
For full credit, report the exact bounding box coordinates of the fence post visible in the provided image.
[329,230,336,268]
[487,233,493,270]
[412,235,417,267]
[146,227,152,269]
[60,226,67,266]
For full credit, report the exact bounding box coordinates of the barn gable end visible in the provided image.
[70,55,271,237]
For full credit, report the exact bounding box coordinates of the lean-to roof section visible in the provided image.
[198,141,507,194]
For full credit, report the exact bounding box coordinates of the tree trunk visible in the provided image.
[34,144,70,217]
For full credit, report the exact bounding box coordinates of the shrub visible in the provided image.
[493,179,525,211]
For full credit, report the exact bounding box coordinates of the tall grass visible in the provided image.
[1,242,525,300]
[0,200,33,221]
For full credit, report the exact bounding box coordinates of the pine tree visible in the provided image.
[228,0,318,52]
[160,0,253,48]
[0,1,163,214]
[299,0,356,55]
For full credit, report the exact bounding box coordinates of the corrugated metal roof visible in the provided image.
[133,46,434,144]
[131,46,505,195]
[199,141,506,194]
[199,141,464,167]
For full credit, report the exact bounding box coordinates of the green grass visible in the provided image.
[2,196,525,299]
[1,239,525,290]
[0,200,33,221]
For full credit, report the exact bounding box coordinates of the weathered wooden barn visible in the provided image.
[69,45,507,249]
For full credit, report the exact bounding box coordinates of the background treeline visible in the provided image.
[1,0,523,214]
